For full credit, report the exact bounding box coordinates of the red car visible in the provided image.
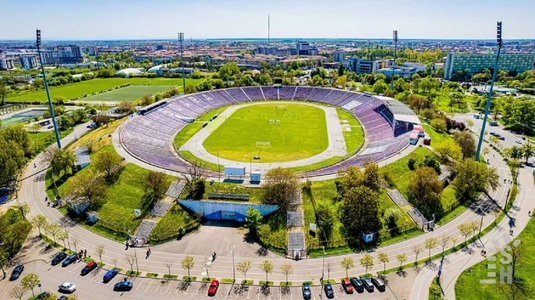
[342,278,354,294]
[208,279,219,296]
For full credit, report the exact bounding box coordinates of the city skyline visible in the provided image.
[1,0,534,40]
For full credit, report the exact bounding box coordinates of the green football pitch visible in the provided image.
[80,85,172,102]
[202,103,329,162]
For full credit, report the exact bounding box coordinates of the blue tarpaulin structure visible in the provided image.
[178,200,278,222]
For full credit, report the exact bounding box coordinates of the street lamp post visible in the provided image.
[475,22,503,161]
[321,246,326,297]
[36,29,61,148]
[178,32,186,94]
[390,30,398,91]
[232,245,236,282]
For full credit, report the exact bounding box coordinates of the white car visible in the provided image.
[516,140,522,144]
[58,282,76,293]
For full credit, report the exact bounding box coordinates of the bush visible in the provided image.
[408,158,417,170]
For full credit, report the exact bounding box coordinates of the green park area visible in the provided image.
[79,85,173,102]
[455,218,535,300]
[5,77,205,103]
[203,103,329,162]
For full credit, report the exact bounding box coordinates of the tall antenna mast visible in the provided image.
[268,14,270,44]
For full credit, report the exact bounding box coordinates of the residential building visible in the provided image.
[444,53,535,80]
[0,51,15,70]
[377,66,420,78]
[296,41,309,56]
[19,55,39,69]
[85,46,98,56]
[40,45,84,65]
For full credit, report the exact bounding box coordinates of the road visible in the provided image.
[11,117,533,299]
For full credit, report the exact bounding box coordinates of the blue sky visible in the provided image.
[1,0,534,40]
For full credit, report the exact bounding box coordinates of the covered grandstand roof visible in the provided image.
[375,96,421,125]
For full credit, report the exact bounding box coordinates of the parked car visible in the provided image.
[103,268,119,283]
[81,261,97,275]
[361,277,375,292]
[51,252,67,266]
[35,292,49,299]
[350,277,365,293]
[490,132,498,136]
[61,254,78,267]
[207,279,219,296]
[114,280,133,291]
[498,136,505,140]
[323,283,334,299]
[341,278,354,294]
[516,140,523,144]
[302,282,312,299]
[58,282,76,293]
[57,296,68,300]
[9,265,24,281]
[371,277,386,292]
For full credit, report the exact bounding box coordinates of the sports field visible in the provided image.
[5,77,205,103]
[202,103,329,162]
[79,85,172,102]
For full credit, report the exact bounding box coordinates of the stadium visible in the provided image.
[118,86,421,178]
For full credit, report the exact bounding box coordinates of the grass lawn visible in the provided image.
[423,123,452,145]
[203,103,329,162]
[455,218,535,300]
[6,77,205,103]
[29,127,74,154]
[79,85,173,102]
[336,108,364,156]
[149,204,200,243]
[174,106,229,147]
[431,90,470,114]
[381,146,432,196]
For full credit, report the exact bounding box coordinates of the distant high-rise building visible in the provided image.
[333,51,345,63]
[86,46,98,56]
[296,41,310,56]
[444,53,535,80]
[0,51,15,70]
[40,45,84,65]
[19,55,40,69]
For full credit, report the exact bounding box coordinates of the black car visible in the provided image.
[350,277,365,293]
[9,265,24,281]
[372,277,386,292]
[35,292,50,300]
[61,254,78,267]
[302,282,312,300]
[114,280,133,291]
[323,283,334,299]
[51,252,67,266]
[81,261,97,275]
[361,277,374,292]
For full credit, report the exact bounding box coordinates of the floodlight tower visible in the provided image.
[178,32,186,94]
[36,29,61,148]
[475,21,503,161]
[390,30,398,91]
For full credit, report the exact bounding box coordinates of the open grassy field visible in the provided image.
[336,108,365,155]
[6,77,205,103]
[203,103,329,162]
[79,85,173,102]
[455,218,535,300]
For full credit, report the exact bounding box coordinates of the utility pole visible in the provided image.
[36,29,61,148]
[475,22,503,161]
[178,32,186,94]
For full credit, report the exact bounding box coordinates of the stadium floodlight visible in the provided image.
[36,29,61,148]
[390,30,398,91]
[178,32,186,94]
[475,22,503,161]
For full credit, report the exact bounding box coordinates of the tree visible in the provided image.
[457,222,474,245]
[0,80,7,107]
[434,140,463,163]
[452,158,499,199]
[8,285,26,300]
[372,79,388,94]
[237,260,252,282]
[261,168,300,211]
[30,215,48,237]
[360,254,374,275]
[21,273,40,297]
[424,237,438,262]
[116,101,135,114]
[521,142,534,163]
[181,256,194,280]
[45,223,62,246]
[412,244,423,265]
[144,171,168,197]
[93,151,122,181]
[140,94,154,106]
[316,202,334,242]
[396,253,407,270]
[438,235,451,256]
[340,186,381,236]
[72,237,79,253]
[0,249,7,279]
[47,148,76,179]
[280,263,293,284]
[259,260,273,285]
[340,257,354,279]
[165,260,173,279]
[71,172,107,210]
[430,118,447,133]
[453,131,476,159]
[377,252,389,277]
[408,167,444,219]
[182,159,206,200]
[56,230,68,249]
[92,113,112,127]
[184,84,197,94]
[96,244,105,265]
[0,137,25,186]
[125,253,135,273]
[244,208,262,237]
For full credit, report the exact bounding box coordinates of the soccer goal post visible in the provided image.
[268,119,281,124]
